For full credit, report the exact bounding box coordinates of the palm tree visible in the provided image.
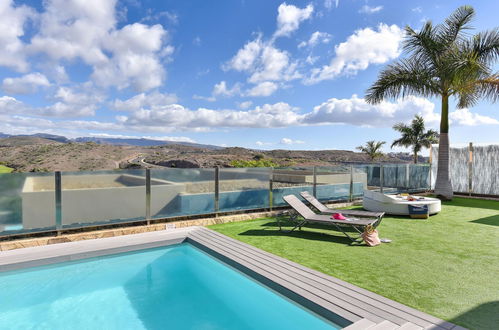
[365,6,499,200]
[357,140,386,161]
[392,115,439,164]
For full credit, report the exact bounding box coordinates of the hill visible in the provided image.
[0,137,62,147]
[0,134,421,172]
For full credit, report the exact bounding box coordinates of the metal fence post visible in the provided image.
[145,168,151,225]
[312,166,317,197]
[214,166,220,216]
[269,167,273,212]
[468,142,473,196]
[380,164,384,193]
[349,165,354,202]
[406,163,410,192]
[55,171,62,235]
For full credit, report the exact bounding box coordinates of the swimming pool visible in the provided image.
[0,243,341,329]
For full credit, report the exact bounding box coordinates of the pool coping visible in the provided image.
[0,226,466,330]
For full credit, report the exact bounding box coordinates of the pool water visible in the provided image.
[0,244,341,329]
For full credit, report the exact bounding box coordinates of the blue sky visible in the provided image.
[0,0,498,152]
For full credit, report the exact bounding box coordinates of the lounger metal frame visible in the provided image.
[278,195,383,244]
[300,191,385,222]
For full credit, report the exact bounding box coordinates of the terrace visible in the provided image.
[0,148,497,329]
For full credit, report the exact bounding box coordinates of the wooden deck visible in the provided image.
[188,227,466,330]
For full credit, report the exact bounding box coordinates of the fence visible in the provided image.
[430,143,499,196]
[0,164,432,238]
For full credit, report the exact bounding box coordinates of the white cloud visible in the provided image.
[237,101,253,109]
[0,0,35,72]
[87,133,195,143]
[40,102,97,117]
[274,3,314,38]
[213,81,241,97]
[26,0,171,92]
[193,81,241,102]
[224,36,263,72]
[141,10,178,25]
[298,31,332,48]
[305,24,403,84]
[281,138,305,145]
[247,82,279,97]
[412,7,422,13]
[305,95,440,127]
[0,94,96,118]
[2,73,50,94]
[256,141,272,146]
[449,108,499,126]
[359,5,383,14]
[192,36,201,46]
[0,96,27,114]
[121,102,301,129]
[225,38,300,85]
[324,0,339,10]
[306,55,319,65]
[112,91,178,111]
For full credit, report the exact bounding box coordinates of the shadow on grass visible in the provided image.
[442,197,499,211]
[238,220,358,245]
[450,300,499,330]
[470,214,499,227]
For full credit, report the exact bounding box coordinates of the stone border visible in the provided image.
[0,210,278,251]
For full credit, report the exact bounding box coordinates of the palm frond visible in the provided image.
[403,24,440,67]
[438,5,475,45]
[477,74,499,103]
[365,59,439,104]
[467,29,499,64]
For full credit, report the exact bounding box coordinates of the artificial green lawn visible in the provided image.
[0,165,13,173]
[209,197,499,330]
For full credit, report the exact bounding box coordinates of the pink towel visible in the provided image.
[332,213,347,220]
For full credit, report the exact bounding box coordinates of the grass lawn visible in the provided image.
[0,165,14,173]
[209,197,499,330]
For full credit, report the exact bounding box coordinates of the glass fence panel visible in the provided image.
[218,168,270,212]
[358,164,382,191]
[61,169,146,228]
[472,144,499,195]
[352,165,369,197]
[314,166,354,202]
[407,164,431,192]
[0,172,56,236]
[272,167,314,207]
[381,164,408,194]
[150,168,216,218]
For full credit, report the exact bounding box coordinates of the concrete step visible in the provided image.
[398,322,423,330]
[343,318,377,329]
[368,320,400,330]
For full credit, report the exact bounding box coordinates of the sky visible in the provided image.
[0,0,498,153]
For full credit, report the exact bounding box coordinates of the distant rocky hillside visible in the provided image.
[0,134,422,173]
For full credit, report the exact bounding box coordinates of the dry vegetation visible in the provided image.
[0,136,410,173]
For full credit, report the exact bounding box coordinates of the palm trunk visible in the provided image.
[414,152,418,164]
[434,94,453,200]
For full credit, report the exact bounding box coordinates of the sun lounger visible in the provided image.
[300,191,385,221]
[363,190,441,215]
[279,194,382,243]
